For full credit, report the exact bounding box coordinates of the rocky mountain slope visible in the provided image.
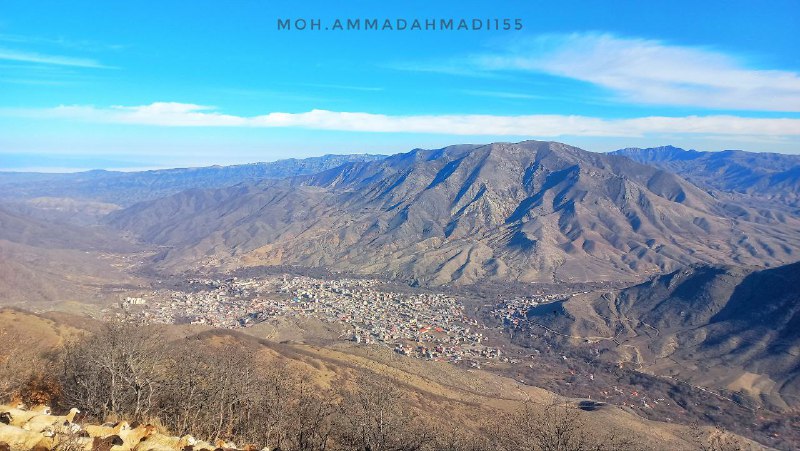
[612,146,800,208]
[107,140,800,285]
[527,261,800,410]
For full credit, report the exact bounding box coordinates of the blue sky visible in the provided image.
[1,0,799,170]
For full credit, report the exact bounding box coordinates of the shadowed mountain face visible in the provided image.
[0,154,385,207]
[612,146,800,208]
[528,262,800,410]
[107,141,800,285]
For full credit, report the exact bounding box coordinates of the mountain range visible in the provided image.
[0,153,384,207]
[105,141,800,285]
[613,146,800,208]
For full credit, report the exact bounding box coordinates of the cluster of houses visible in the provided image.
[117,275,501,363]
[490,294,567,328]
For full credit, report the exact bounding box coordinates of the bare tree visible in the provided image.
[494,399,637,451]
[336,373,432,451]
[283,376,335,451]
[154,341,336,450]
[429,425,489,451]
[155,342,253,442]
[59,321,165,420]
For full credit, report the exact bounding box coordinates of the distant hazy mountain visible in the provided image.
[106,140,800,284]
[612,146,800,207]
[528,261,800,410]
[0,154,385,207]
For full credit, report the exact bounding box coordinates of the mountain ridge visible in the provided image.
[106,140,800,285]
[612,146,800,208]
[0,153,386,207]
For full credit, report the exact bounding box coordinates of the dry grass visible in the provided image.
[0,310,770,450]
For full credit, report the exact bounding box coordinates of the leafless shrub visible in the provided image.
[280,376,336,451]
[50,423,87,451]
[0,330,42,403]
[335,373,433,451]
[493,399,637,451]
[20,372,63,407]
[154,341,336,450]
[158,342,264,442]
[692,423,751,451]
[428,425,489,451]
[59,320,166,419]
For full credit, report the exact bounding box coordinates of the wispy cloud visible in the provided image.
[399,33,800,112]
[461,89,543,100]
[0,47,113,68]
[0,33,126,52]
[6,102,800,138]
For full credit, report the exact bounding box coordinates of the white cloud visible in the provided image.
[7,102,800,138]
[0,47,112,68]
[424,33,800,112]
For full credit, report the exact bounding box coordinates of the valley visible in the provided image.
[2,141,800,449]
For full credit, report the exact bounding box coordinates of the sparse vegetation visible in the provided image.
[0,329,43,402]
[493,400,638,451]
[1,319,651,450]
